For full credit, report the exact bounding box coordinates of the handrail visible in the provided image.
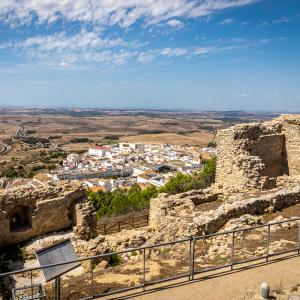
[2,216,300,300]
[1,216,299,278]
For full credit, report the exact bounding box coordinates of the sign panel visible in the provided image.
[35,239,80,282]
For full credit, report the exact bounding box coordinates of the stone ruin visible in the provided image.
[0,181,93,246]
[215,114,300,193]
[1,114,299,249]
[147,114,300,242]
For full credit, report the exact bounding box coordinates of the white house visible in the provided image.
[98,179,112,191]
[89,146,109,157]
[119,143,145,152]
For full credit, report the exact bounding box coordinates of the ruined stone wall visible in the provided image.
[215,115,300,193]
[194,185,300,235]
[73,201,97,241]
[148,183,300,244]
[149,189,221,243]
[0,181,86,246]
[280,115,300,176]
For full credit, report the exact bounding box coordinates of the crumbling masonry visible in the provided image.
[0,181,88,246]
[215,115,300,193]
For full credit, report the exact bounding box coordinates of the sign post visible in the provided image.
[35,239,80,300]
[55,277,61,300]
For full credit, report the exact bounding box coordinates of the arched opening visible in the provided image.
[9,206,32,232]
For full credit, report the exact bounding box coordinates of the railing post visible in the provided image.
[189,237,192,280]
[104,223,106,235]
[266,225,271,262]
[118,221,121,232]
[30,270,33,299]
[143,248,146,291]
[132,217,134,229]
[190,236,195,280]
[192,236,196,280]
[90,258,94,298]
[55,276,61,300]
[231,232,235,270]
[298,221,300,255]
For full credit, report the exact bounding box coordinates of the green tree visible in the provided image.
[159,172,194,194]
[159,157,216,195]
[196,157,216,188]
[87,183,158,219]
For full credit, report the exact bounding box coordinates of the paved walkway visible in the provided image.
[111,254,300,300]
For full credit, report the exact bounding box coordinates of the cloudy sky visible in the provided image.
[0,0,299,111]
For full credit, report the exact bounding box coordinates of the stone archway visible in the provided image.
[8,206,32,232]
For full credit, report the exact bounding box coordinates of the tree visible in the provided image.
[87,184,158,219]
[159,173,193,194]
[159,157,216,195]
[196,157,216,187]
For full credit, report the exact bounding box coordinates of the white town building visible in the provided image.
[89,146,109,157]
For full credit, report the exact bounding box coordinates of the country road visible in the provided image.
[0,140,12,155]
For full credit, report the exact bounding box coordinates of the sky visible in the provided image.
[0,0,299,111]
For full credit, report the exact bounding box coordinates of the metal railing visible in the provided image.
[1,217,300,299]
[97,214,149,235]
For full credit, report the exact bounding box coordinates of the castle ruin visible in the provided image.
[0,181,88,246]
[215,115,300,193]
[0,114,300,249]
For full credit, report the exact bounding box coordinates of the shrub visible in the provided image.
[159,157,216,195]
[70,137,89,143]
[109,254,121,267]
[87,184,158,218]
[207,141,217,148]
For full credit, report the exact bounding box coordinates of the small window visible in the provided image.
[9,206,32,232]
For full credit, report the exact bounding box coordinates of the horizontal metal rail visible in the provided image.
[1,217,300,300]
[98,214,149,235]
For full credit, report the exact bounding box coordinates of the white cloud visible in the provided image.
[240,21,251,25]
[194,47,214,55]
[166,19,184,29]
[258,15,298,27]
[137,52,155,63]
[13,29,125,52]
[230,37,247,43]
[0,0,262,69]
[234,93,248,97]
[0,28,143,67]
[273,17,292,24]
[160,47,187,57]
[59,62,72,68]
[218,17,235,26]
[0,0,259,29]
[0,34,277,69]
[258,38,271,44]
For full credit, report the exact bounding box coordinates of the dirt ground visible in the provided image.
[128,254,300,300]
[0,109,277,146]
[120,132,213,146]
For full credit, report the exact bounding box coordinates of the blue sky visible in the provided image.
[0,0,299,111]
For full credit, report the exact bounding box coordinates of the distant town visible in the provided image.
[31,142,217,191]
